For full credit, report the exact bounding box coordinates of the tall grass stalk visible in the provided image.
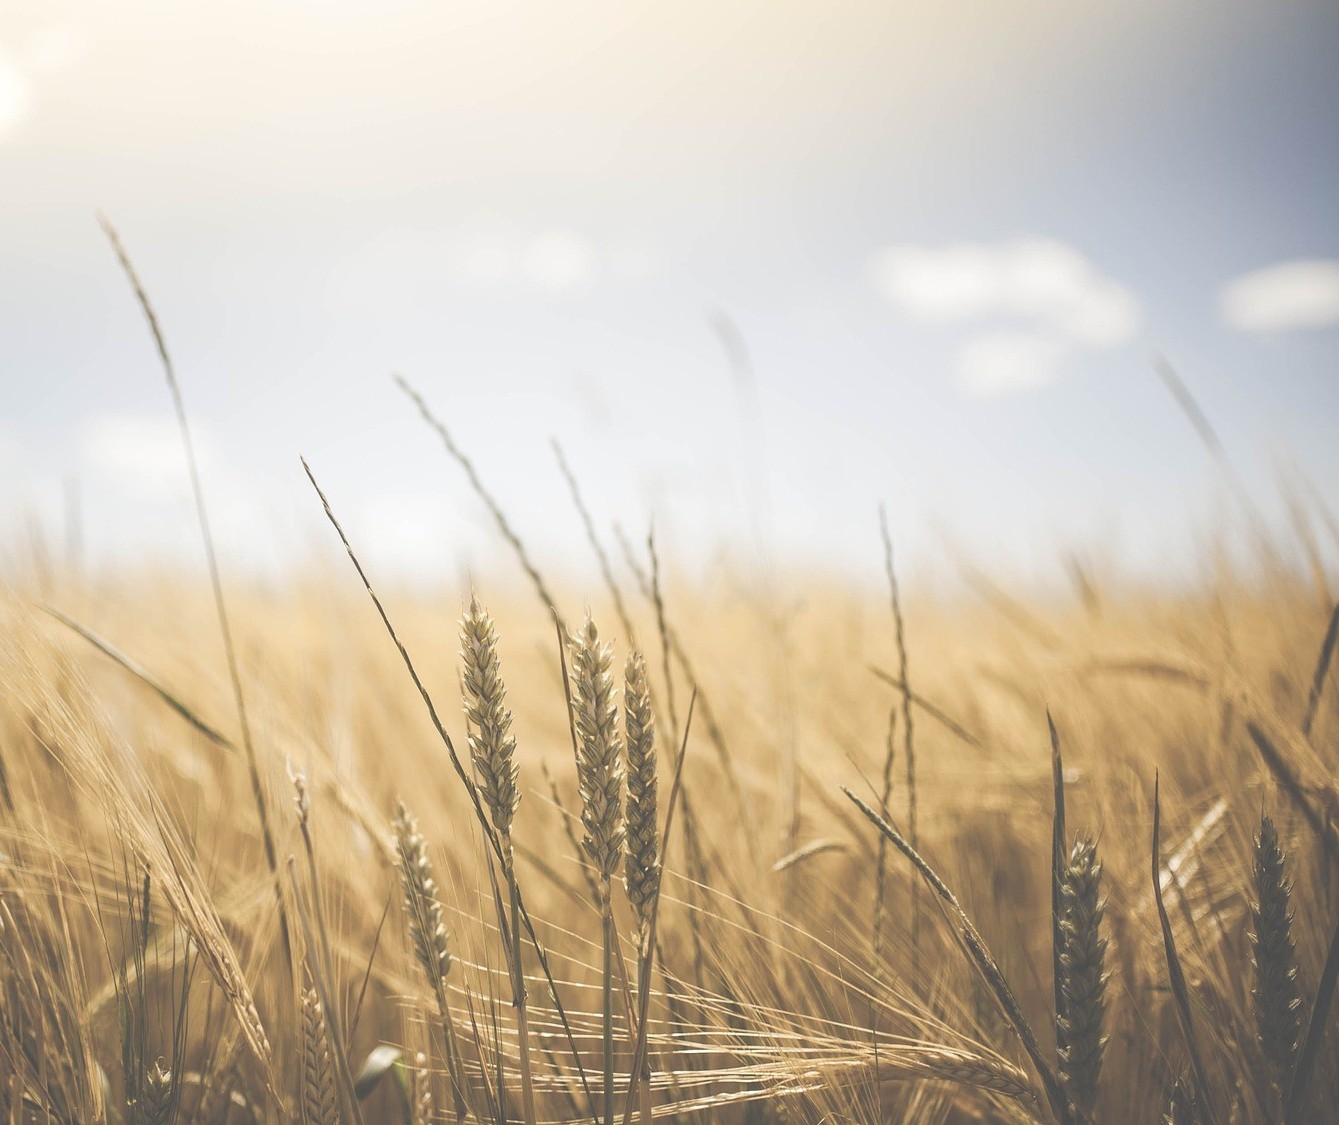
[98,215,292,972]
[569,615,626,1125]
[303,457,596,1113]
[460,594,537,1125]
[290,775,366,1125]
[878,507,919,958]
[623,650,659,1123]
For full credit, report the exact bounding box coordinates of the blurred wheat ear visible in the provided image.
[392,802,468,1121]
[1056,836,1107,1121]
[1250,814,1302,1094]
[301,987,341,1125]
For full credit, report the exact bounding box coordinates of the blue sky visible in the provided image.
[2,1,1337,589]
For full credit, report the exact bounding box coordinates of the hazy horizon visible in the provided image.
[3,1,1338,591]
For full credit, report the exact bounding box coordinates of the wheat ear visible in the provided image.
[301,987,342,1125]
[571,615,626,886]
[623,649,660,1123]
[624,650,660,934]
[460,594,537,1124]
[1250,814,1302,1090]
[570,613,624,1124]
[393,802,467,1121]
[1057,835,1108,1121]
[460,594,521,842]
[138,1058,173,1125]
[409,1052,433,1125]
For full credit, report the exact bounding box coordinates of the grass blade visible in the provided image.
[844,787,1067,1123]
[1049,711,1068,1073]
[1301,602,1339,738]
[1286,904,1339,1122]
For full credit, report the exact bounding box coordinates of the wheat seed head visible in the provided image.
[569,613,625,888]
[623,649,660,927]
[393,801,452,987]
[140,1058,173,1125]
[301,986,341,1125]
[1058,834,1107,1120]
[1250,813,1301,1085]
[460,592,521,841]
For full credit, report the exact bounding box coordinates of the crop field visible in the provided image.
[5,5,1338,1123]
[1,283,1337,1123]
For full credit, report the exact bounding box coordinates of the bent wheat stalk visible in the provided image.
[844,787,1070,1124]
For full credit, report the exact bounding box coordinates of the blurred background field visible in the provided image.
[3,3,1339,1122]
[2,522,1338,1120]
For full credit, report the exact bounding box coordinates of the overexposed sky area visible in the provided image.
[2,1,1338,588]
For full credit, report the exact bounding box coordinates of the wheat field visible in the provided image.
[2,401,1338,1124]
[0,224,1333,1125]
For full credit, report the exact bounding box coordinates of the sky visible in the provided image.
[2,1,1338,591]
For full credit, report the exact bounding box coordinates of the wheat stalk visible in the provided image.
[1250,814,1301,1091]
[393,804,451,991]
[623,649,660,1123]
[98,215,293,975]
[301,988,342,1125]
[1056,835,1107,1121]
[624,650,660,933]
[844,787,1070,1123]
[461,594,521,843]
[409,1052,433,1125]
[393,802,467,1121]
[878,507,919,961]
[460,594,537,1124]
[895,1050,1040,1106]
[570,613,625,1124]
[571,615,626,887]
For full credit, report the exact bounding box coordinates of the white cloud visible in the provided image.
[522,229,594,293]
[870,237,1139,346]
[869,237,1139,396]
[957,330,1070,398]
[1220,259,1339,332]
[0,53,30,140]
[81,415,212,497]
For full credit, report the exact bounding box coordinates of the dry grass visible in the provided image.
[1,526,1337,1123]
[5,230,1338,1120]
